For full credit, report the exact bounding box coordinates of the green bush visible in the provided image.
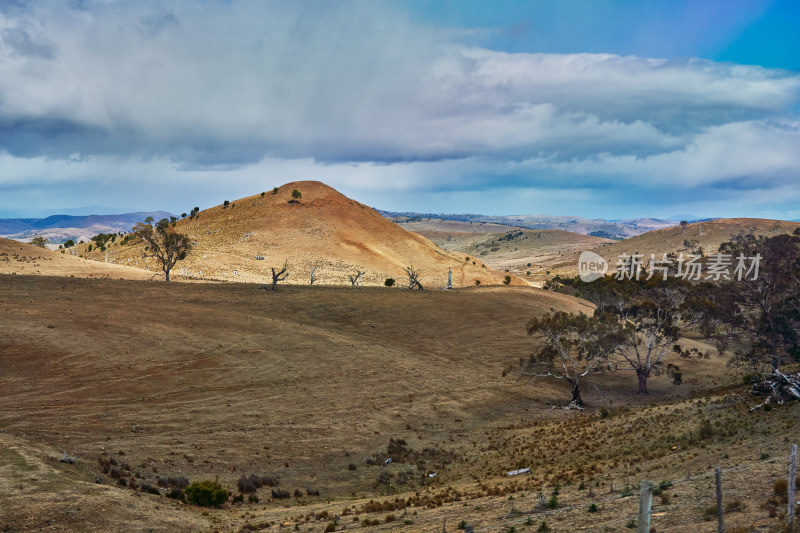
[503,275,511,285]
[184,479,228,507]
[547,494,558,508]
[384,278,395,287]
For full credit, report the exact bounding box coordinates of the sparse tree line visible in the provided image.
[525,229,800,406]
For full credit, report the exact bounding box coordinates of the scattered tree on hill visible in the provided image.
[181,213,187,218]
[62,239,75,248]
[403,263,424,290]
[270,261,288,291]
[680,220,689,233]
[521,312,621,407]
[384,278,395,287]
[132,218,192,282]
[349,270,365,286]
[30,235,48,248]
[223,200,230,207]
[145,216,154,224]
[272,187,279,194]
[503,275,512,285]
[291,189,302,203]
[189,206,200,219]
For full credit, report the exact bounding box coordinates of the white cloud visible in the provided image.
[0,1,798,217]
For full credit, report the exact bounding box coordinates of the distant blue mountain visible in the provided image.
[0,211,173,235]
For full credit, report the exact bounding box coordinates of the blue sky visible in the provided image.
[0,0,798,219]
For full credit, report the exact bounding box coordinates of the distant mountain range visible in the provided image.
[378,211,693,239]
[0,211,173,245]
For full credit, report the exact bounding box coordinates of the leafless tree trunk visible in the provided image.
[403,263,424,290]
[271,261,288,291]
[349,270,365,286]
[310,266,317,285]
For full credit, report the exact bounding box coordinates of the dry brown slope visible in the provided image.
[0,238,153,280]
[404,225,613,285]
[552,217,800,276]
[82,181,520,287]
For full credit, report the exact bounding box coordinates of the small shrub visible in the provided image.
[348,463,357,471]
[324,523,336,532]
[457,520,466,529]
[118,478,127,487]
[272,488,290,499]
[385,514,395,523]
[384,278,395,287]
[223,200,230,207]
[547,495,558,509]
[306,487,320,496]
[184,480,228,507]
[725,499,745,513]
[141,484,160,495]
[588,503,598,513]
[774,478,789,502]
[273,187,279,194]
[503,275,511,285]
[166,488,184,500]
[475,280,481,285]
[625,518,636,528]
[260,192,266,197]
[536,522,550,533]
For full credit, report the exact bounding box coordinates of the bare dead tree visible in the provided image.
[310,266,318,285]
[403,263,424,290]
[270,261,288,291]
[349,270,365,286]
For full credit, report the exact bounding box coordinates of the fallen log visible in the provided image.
[750,369,800,412]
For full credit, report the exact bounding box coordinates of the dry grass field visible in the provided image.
[2,274,797,532]
[0,238,154,280]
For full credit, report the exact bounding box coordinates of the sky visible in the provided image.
[0,0,799,219]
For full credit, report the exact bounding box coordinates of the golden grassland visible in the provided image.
[1,274,797,532]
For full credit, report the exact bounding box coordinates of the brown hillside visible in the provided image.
[78,181,521,287]
[400,221,613,285]
[553,217,800,276]
[0,238,153,280]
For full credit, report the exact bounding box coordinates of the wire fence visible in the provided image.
[462,445,799,533]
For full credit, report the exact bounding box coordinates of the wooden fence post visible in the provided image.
[789,444,797,531]
[715,467,724,533]
[638,480,652,533]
